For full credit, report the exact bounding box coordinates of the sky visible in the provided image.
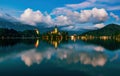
[0,0,120,30]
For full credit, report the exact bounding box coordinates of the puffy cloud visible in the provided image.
[20,8,108,27]
[20,8,53,25]
[91,8,108,23]
[52,8,108,25]
[54,15,72,25]
[94,23,105,28]
[43,13,53,24]
[20,8,43,25]
[79,10,92,23]
[110,12,119,21]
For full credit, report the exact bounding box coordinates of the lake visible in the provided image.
[0,38,120,76]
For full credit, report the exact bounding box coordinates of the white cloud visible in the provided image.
[94,23,105,28]
[20,8,43,25]
[19,8,108,28]
[66,2,91,9]
[91,8,108,23]
[43,12,53,24]
[107,6,120,11]
[76,8,108,24]
[51,7,73,16]
[110,12,119,21]
[52,7,108,25]
[54,15,72,25]
[98,0,120,3]
[66,0,96,9]
[66,0,120,11]
[20,8,53,26]
[78,10,92,23]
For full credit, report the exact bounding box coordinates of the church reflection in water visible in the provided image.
[0,38,119,69]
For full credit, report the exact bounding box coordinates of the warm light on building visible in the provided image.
[54,27,58,33]
[71,36,74,40]
[79,36,88,41]
[100,36,109,40]
[71,35,77,42]
[35,29,39,35]
[51,26,58,34]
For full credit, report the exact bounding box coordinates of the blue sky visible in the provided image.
[0,0,120,30]
[0,0,81,13]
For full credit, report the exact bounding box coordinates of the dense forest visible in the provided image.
[0,28,39,38]
[80,24,120,36]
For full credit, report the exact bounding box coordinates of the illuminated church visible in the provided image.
[51,26,59,34]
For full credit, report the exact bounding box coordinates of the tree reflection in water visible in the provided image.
[0,38,119,68]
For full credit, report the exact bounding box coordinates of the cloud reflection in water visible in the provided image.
[21,46,107,67]
[21,49,43,66]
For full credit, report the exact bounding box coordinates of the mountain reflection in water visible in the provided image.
[0,38,120,76]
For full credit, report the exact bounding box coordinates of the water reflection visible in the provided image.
[35,39,39,48]
[110,53,119,62]
[20,47,107,67]
[0,38,120,76]
[94,46,104,52]
[0,39,109,67]
[81,39,120,51]
[1,38,120,51]
[0,39,37,47]
[21,49,42,66]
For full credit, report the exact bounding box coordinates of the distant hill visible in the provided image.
[0,18,37,31]
[80,24,120,36]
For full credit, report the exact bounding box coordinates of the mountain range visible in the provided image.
[0,17,92,34]
[80,24,120,36]
[0,13,120,36]
[0,17,37,31]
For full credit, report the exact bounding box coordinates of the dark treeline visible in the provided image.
[0,28,39,38]
[80,24,120,37]
[1,24,120,38]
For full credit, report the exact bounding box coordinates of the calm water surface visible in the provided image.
[0,39,120,76]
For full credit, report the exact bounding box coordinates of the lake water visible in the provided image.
[0,39,120,76]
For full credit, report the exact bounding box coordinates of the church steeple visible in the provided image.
[54,25,58,33]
